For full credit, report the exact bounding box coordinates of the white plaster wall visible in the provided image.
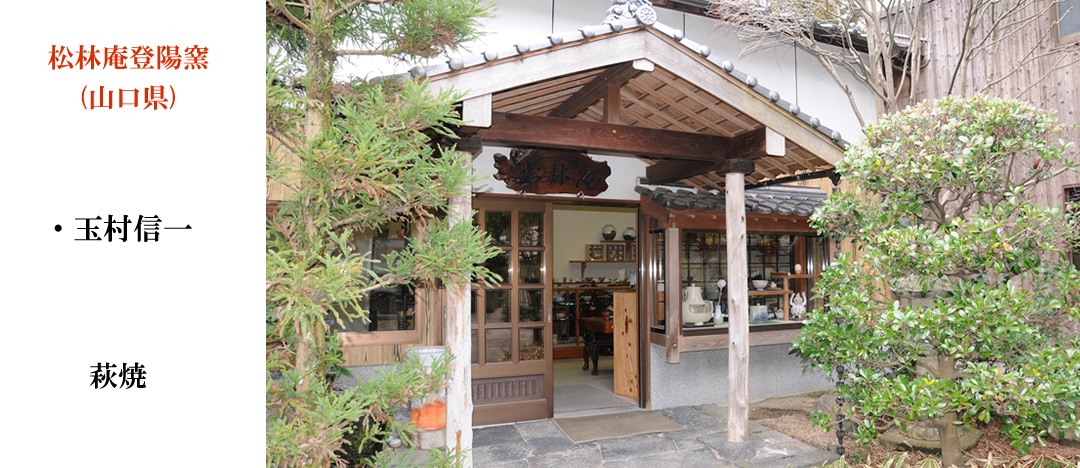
[552,205,637,280]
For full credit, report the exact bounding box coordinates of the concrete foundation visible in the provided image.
[648,343,833,410]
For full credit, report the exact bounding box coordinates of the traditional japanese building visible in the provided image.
[269,0,887,459]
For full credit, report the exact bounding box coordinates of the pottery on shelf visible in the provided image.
[751,280,768,290]
[682,286,714,325]
[794,263,803,274]
[602,224,617,240]
[750,305,769,323]
[622,227,636,240]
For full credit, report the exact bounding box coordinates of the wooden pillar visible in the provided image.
[721,160,753,443]
[664,226,682,364]
[445,156,473,465]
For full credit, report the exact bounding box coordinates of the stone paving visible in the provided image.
[471,404,840,468]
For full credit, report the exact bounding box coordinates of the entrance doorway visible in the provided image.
[550,204,639,417]
[470,197,642,424]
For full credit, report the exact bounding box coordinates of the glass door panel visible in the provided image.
[471,198,553,425]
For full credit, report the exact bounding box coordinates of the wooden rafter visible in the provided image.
[650,70,757,131]
[493,70,600,109]
[547,62,644,118]
[621,92,700,133]
[619,100,676,130]
[627,79,736,137]
[623,81,703,133]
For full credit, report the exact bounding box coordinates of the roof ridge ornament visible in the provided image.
[602,0,656,26]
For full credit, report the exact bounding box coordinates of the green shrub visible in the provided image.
[797,95,1080,468]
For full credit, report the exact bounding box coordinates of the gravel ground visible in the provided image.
[748,406,1080,466]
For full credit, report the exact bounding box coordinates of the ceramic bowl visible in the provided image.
[751,280,768,290]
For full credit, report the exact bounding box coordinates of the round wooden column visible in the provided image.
[722,161,753,443]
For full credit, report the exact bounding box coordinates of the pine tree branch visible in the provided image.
[335,48,388,56]
[327,0,382,21]
[267,1,314,36]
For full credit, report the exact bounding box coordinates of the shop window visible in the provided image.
[648,228,827,330]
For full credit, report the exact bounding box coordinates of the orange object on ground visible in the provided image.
[410,400,446,431]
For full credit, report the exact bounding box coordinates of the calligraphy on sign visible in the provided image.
[493,148,611,196]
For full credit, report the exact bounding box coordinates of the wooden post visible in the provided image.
[445,157,473,465]
[723,164,752,443]
[664,226,681,364]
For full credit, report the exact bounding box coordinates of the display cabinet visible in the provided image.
[674,231,803,325]
[568,240,637,278]
[552,285,634,358]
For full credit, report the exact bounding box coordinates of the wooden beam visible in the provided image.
[429,31,648,101]
[766,127,785,156]
[644,130,765,184]
[475,112,734,161]
[462,94,491,128]
[435,135,483,156]
[646,160,715,185]
[604,83,621,124]
[548,62,645,118]
[726,170,750,443]
[716,159,755,175]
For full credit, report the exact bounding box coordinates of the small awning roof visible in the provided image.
[385,12,851,189]
[637,184,827,216]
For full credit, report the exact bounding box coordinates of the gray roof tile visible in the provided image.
[639,184,828,216]
[385,11,852,149]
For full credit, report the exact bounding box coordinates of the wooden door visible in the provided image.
[471,197,554,425]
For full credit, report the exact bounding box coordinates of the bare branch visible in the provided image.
[1012,52,1080,99]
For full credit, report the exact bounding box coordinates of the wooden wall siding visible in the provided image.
[343,287,444,366]
[912,0,1080,209]
[266,135,300,202]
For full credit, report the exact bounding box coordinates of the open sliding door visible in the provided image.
[471,197,554,425]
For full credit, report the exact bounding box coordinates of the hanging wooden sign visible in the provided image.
[493,147,611,196]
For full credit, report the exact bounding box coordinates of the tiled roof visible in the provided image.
[383,2,850,149]
[636,184,827,217]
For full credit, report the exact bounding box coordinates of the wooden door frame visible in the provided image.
[471,196,555,424]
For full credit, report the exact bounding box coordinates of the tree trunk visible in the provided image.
[305,0,335,140]
[936,353,964,468]
[295,0,336,392]
[936,411,963,468]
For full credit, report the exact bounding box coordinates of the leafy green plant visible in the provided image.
[265,1,493,467]
[795,95,1080,468]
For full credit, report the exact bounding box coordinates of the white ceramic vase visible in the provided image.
[682,286,714,325]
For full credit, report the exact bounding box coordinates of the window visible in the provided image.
[331,219,425,346]
[1057,0,1080,45]
[646,226,826,329]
